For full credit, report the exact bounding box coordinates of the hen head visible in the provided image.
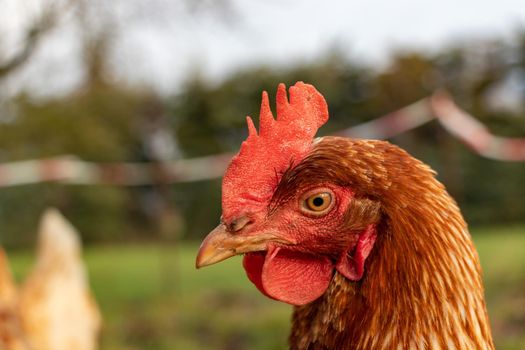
[196,82,380,305]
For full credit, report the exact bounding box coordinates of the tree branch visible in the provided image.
[0,0,75,79]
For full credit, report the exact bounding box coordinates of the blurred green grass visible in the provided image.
[8,226,525,350]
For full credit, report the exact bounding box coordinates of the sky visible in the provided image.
[2,0,525,96]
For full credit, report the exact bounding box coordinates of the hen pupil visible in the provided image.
[313,197,324,207]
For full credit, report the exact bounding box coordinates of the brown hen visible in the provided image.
[196,82,494,350]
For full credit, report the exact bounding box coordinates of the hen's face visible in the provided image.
[196,83,379,305]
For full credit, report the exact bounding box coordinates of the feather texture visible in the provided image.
[288,137,494,349]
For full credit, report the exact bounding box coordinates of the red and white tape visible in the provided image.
[339,92,525,161]
[431,93,525,161]
[0,92,523,187]
[0,153,234,187]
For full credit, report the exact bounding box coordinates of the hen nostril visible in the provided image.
[229,216,253,232]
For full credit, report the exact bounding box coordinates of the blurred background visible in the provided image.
[1,0,524,349]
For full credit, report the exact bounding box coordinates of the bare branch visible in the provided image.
[0,0,76,80]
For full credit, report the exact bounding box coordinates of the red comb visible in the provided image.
[222,82,329,221]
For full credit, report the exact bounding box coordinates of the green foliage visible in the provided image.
[0,184,55,247]
[2,84,141,161]
[0,83,160,246]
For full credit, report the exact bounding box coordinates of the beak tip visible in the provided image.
[195,257,206,269]
[195,244,215,269]
[195,249,209,269]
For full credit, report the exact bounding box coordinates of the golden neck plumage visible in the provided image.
[289,137,494,350]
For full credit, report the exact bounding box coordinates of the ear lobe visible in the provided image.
[335,224,377,281]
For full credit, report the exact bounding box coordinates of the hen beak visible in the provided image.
[195,223,293,269]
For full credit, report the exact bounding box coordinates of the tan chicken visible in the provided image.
[196,82,494,349]
[0,209,101,350]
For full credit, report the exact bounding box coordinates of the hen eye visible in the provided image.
[301,191,334,215]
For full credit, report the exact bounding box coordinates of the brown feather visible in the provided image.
[287,137,494,350]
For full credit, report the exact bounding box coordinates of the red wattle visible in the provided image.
[335,224,377,281]
[243,246,333,306]
[243,251,272,299]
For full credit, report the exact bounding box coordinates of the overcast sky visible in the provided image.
[3,0,525,96]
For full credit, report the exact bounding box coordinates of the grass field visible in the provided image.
[8,226,525,350]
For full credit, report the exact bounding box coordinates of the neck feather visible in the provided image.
[290,142,494,349]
